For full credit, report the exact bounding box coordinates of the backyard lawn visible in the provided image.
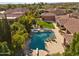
[37,20,55,29]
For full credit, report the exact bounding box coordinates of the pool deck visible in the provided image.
[45,23,64,55]
[30,23,64,56]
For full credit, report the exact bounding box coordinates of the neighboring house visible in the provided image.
[0,8,29,22]
[69,12,79,19]
[0,11,5,14]
[0,8,7,14]
[40,13,55,22]
[0,13,23,21]
[40,8,67,22]
[5,8,29,14]
[56,14,79,46]
[45,8,66,15]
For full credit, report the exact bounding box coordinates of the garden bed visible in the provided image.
[37,20,55,29]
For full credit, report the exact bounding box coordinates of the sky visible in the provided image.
[0,0,79,4]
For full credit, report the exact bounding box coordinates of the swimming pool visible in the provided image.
[29,31,55,50]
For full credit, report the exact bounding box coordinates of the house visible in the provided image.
[64,18,79,34]
[64,18,79,46]
[0,8,7,14]
[45,8,66,15]
[41,8,67,22]
[69,12,79,19]
[0,8,29,22]
[5,8,29,14]
[56,14,79,46]
[40,13,55,22]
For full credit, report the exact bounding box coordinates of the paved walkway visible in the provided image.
[46,23,64,55]
[32,50,48,56]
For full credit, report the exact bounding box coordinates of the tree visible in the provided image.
[0,41,11,56]
[11,22,28,55]
[64,33,79,56]
[18,14,34,33]
[0,14,11,47]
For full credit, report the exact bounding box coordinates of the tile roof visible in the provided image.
[41,13,55,16]
[0,14,23,20]
[45,8,64,12]
[56,15,69,25]
[5,8,29,14]
[45,8,66,15]
[69,13,79,19]
[0,8,29,20]
[64,18,79,33]
[56,14,79,45]
[40,13,55,22]
[56,14,79,34]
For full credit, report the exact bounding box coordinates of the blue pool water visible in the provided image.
[29,31,55,50]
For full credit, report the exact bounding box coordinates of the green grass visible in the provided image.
[37,20,55,29]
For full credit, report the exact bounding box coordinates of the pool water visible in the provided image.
[29,31,55,50]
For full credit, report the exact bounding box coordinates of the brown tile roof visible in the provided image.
[45,8,65,12]
[0,14,23,20]
[56,14,79,34]
[0,8,29,20]
[56,15,69,26]
[6,13,23,17]
[69,13,79,19]
[5,8,29,14]
[45,8,66,15]
[41,13,55,16]
[40,13,55,22]
[0,8,7,11]
[64,18,79,33]
[56,14,79,45]
[45,8,55,12]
